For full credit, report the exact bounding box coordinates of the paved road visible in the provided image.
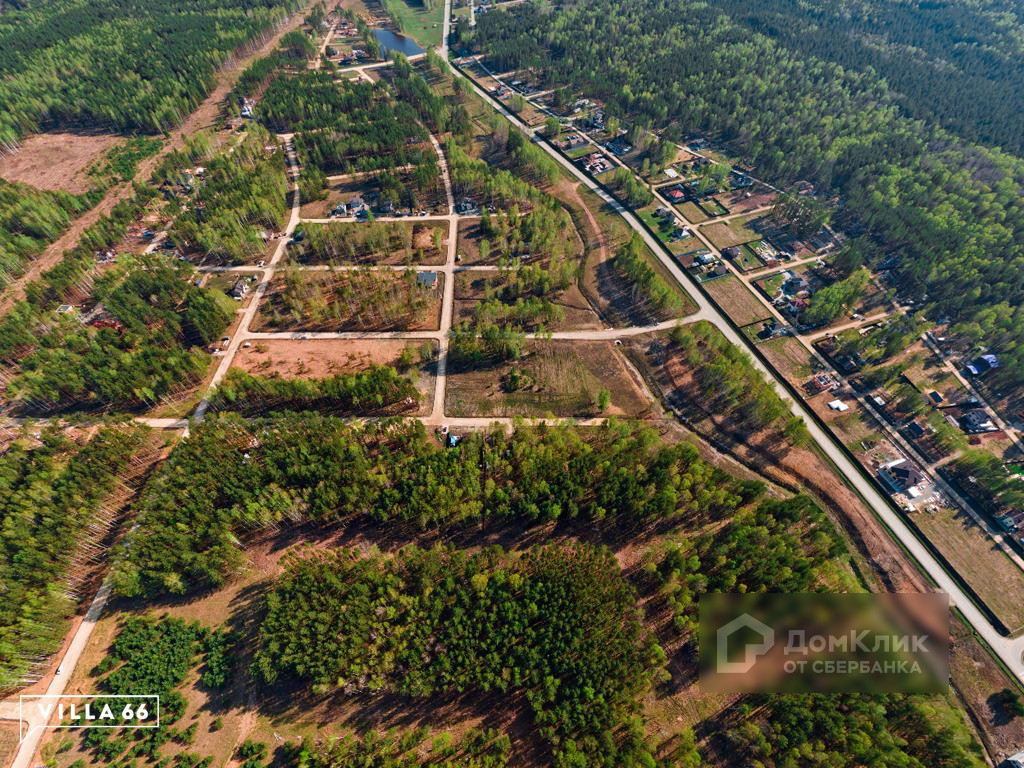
[445,48,1024,681]
[6,582,114,768]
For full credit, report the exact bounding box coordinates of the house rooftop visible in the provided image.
[877,458,925,495]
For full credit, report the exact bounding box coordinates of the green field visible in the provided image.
[382,0,444,48]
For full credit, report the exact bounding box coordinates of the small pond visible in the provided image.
[372,28,424,57]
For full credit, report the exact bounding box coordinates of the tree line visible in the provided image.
[669,322,807,444]
[614,232,683,319]
[0,426,144,690]
[211,365,419,415]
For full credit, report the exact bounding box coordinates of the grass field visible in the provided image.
[566,143,598,159]
[676,200,708,223]
[381,0,444,48]
[914,507,1024,634]
[703,275,772,326]
[759,335,815,380]
[445,341,651,418]
[700,214,762,249]
[730,244,762,272]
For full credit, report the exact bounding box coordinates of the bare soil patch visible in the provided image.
[718,185,776,214]
[232,338,437,414]
[0,132,120,193]
[0,722,18,768]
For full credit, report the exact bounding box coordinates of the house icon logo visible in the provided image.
[717,613,775,673]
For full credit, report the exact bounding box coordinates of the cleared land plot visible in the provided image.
[726,243,763,272]
[456,218,501,265]
[914,507,1024,634]
[758,334,816,381]
[565,143,598,159]
[254,269,443,331]
[719,185,776,213]
[699,213,764,249]
[676,200,708,224]
[0,132,119,193]
[231,337,436,414]
[902,352,973,405]
[445,340,651,417]
[703,275,772,326]
[453,270,603,331]
[504,99,547,128]
[290,220,448,265]
[699,196,729,217]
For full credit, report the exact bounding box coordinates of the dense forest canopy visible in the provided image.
[0,426,144,689]
[702,0,1024,153]
[256,544,661,766]
[0,180,98,287]
[9,256,232,412]
[461,0,1024,398]
[0,0,298,145]
[111,414,756,597]
[168,126,288,263]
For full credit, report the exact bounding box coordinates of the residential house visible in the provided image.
[229,279,250,300]
[663,185,686,204]
[959,409,997,433]
[966,354,999,376]
[877,458,926,499]
[730,171,753,189]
